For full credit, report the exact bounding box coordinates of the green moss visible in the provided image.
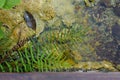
[0,23,12,53]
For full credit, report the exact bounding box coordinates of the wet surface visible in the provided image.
[113,3,120,17]
[73,0,120,70]
[112,23,120,40]
[0,0,120,72]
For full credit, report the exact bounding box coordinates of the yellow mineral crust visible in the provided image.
[74,61,117,71]
[39,6,55,21]
[51,0,76,27]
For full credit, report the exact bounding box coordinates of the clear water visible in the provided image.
[0,0,120,72]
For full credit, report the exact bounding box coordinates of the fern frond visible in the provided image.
[0,40,72,72]
[0,23,93,72]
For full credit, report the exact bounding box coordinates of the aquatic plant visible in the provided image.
[0,0,21,52]
[0,23,4,39]
[0,0,96,72]
[0,22,13,53]
[0,0,21,42]
[0,42,71,72]
[0,23,93,72]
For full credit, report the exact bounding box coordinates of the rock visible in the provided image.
[113,3,120,17]
[98,0,111,8]
[112,23,120,40]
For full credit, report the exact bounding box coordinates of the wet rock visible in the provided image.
[98,0,111,8]
[96,40,120,64]
[96,23,120,65]
[112,23,120,40]
[114,45,120,63]
[113,4,120,17]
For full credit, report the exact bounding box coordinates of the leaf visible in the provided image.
[0,0,6,8]
[3,0,21,9]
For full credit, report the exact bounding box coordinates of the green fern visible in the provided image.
[0,23,92,72]
[0,38,72,72]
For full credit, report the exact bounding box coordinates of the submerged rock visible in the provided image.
[1,0,120,72]
[112,23,120,40]
[113,3,120,17]
[98,0,112,8]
